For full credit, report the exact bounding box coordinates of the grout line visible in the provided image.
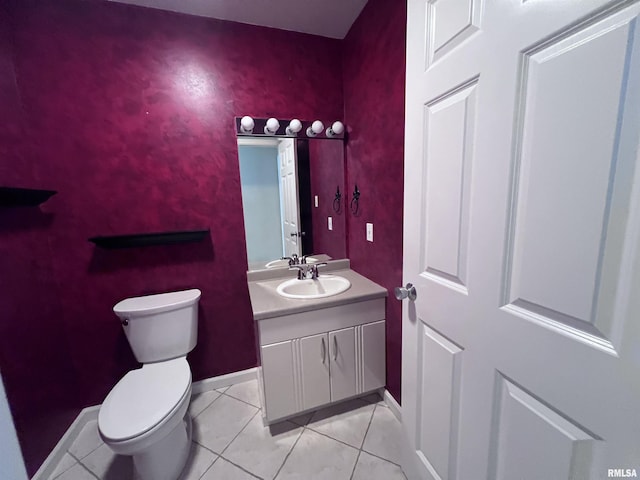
[272,425,305,480]
[49,454,76,480]
[77,462,102,480]
[302,425,363,451]
[220,389,262,410]
[216,456,264,479]
[358,448,405,469]
[193,439,219,456]
[219,408,261,456]
[359,403,378,450]
[192,391,225,420]
[348,402,378,480]
[191,391,224,419]
[349,450,363,480]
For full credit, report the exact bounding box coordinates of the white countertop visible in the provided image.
[247,262,388,321]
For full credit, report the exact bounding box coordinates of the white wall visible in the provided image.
[0,372,28,480]
[238,145,283,263]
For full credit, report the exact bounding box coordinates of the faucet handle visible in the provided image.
[289,265,307,280]
[281,255,300,266]
[301,254,315,264]
[310,262,328,279]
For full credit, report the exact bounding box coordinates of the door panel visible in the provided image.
[403,1,640,479]
[426,0,482,67]
[329,328,356,402]
[417,324,463,480]
[423,79,477,291]
[300,333,330,410]
[504,7,640,348]
[261,341,297,421]
[488,376,598,480]
[279,138,301,257]
[360,320,386,393]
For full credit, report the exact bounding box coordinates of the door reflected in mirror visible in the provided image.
[237,137,346,271]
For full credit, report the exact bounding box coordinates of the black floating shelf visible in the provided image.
[89,229,210,249]
[0,187,57,206]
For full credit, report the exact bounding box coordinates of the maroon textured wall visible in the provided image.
[1,0,342,474]
[343,0,406,403]
[309,140,347,259]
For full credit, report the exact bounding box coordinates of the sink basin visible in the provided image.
[276,275,351,299]
[265,256,321,269]
[265,259,289,269]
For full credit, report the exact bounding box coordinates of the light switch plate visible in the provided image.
[366,223,373,242]
[328,217,333,230]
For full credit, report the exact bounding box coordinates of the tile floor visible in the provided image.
[47,380,407,480]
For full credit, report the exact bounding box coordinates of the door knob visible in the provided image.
[394,283,417,301]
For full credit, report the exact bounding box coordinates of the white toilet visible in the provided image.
[98,289,201,480]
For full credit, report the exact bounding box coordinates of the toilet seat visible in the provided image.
[99,357,191,442]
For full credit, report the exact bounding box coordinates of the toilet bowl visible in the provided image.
[97,289,201,480]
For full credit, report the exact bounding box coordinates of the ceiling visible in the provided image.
[107,0,369,39]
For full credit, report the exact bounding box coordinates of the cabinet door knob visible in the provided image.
[321,337,326,364]
[333,336,338,361]
[394,283,417,301]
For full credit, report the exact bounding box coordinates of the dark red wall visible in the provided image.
[343,0,407,403]
[1,0,342,474]
[309,140,347,259]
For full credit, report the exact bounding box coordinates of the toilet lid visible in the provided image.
[98,357,191,442]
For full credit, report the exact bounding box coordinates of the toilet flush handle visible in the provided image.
[121,318,129,326]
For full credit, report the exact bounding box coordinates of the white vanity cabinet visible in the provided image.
[257,298,386,423]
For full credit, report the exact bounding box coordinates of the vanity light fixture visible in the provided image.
[306,120,324,137]
[326,121,345,138]
[286,119,303,136]
[264,117,280,135]
[240,116,255,134]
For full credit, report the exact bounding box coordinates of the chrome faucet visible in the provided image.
[289,264,308,280]
[289,262,328,280]
[282,253,300,266]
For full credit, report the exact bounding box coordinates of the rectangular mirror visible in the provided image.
[237,136,346,271]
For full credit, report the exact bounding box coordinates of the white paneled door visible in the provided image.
[402,1,640,479]
[278,138,302,257]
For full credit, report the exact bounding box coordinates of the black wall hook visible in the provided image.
[333,186,342,213]
[350,184,360,215]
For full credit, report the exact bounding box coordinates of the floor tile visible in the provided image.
[51,452,77,478]
[201,457,258,480]
[193,394,258,453]
[224,380,261,408]
[362,406,404,466]
[55,463,98,480]
[68,421,103,459]
[352,451,407,480]
[224,414,301,480]
[306,399,375,449]
[80,443,134,480]
[189,390,222,418]
[179,442,218,480]
[276,429,359,480]
[215,386,230,393]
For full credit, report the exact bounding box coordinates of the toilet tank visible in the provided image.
[113,289,201,363]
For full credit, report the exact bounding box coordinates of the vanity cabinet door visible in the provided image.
[299,333,331,411]
[361,320,386,392]
[261,340,296,421]
[329,327,357,402]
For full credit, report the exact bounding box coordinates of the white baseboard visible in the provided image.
[191,367,258,394]
[31,367,258,479]
[31,405,100,480]
[382,389,402,423]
